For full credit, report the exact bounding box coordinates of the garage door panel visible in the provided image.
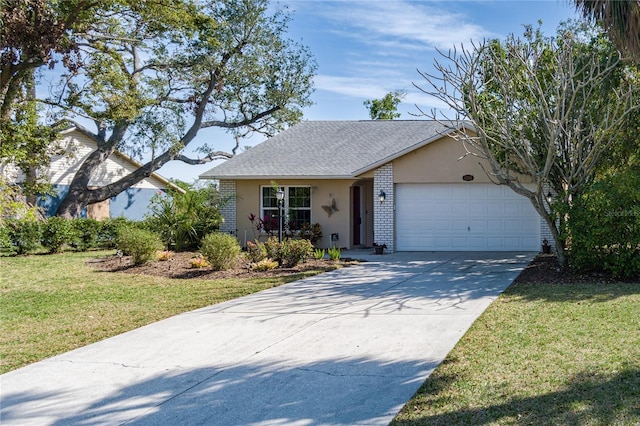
[396,184,539,251]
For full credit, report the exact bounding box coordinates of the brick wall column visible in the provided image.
[373,163,394,252]
[218,180,237,236]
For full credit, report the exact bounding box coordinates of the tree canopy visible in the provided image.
[363,90,405,120]
[416,22,640,266]
[2,0,316,218]
[574,0,640,60]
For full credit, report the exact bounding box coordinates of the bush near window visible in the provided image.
[263,237,313,268]
[41,217,75,253]
[569,167,640,278]
[116,228,164,265]
[200,232,241,271]
[299,222,323,244]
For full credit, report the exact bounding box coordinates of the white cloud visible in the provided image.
[319,1,495,51]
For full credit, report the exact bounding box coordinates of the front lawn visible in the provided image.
[0,250,333,374]
[392,265,640,425]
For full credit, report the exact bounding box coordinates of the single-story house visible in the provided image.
[200,120,551,252]
[3,126,183,220]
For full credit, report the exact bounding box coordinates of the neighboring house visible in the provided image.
[4,126,183,220]
[200,120,550,252]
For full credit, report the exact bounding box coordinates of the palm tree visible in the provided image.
[574,0,640,60]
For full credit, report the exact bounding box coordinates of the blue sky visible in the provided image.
[161,0,581,182]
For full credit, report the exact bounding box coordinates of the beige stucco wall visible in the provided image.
[233,179,358,249]
[392,135,533,184]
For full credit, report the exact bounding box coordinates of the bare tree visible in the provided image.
[415,24,639,267]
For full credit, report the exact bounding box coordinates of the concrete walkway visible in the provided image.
[0,251,535,426]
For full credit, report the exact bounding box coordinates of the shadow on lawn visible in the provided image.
[392,368,640,425]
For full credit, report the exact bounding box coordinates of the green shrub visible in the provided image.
[116,228,163,265]
[144,183,222,251]
[72,218,102,251]
[0,224,13,254]
[98,217,137,248]
[328,246,341,261]
[245,240,267,263]
[263,237,313,267]
[5,219,41,254]
[569,167,640,279]
[284,239,313,266]
[42,217,75,253]
[200,232,241,271]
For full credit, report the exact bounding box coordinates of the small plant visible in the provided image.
[189,255,210,268]
[328,246,341,261]
[42,217,75,253]
[245,240,267,263]
[157,250,174,261]
[115,228,163,265]
[314,248,325,260]
[200,232,241,271]
[373,242,387,254]
[250,258,279,271]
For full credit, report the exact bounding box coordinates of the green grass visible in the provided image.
[392,281,640,425]
[0,250,327,374]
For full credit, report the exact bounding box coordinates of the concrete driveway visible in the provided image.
[0,251,535,426]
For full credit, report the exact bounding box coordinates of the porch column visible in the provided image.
[218,180,237,236]
[373,163,394,252]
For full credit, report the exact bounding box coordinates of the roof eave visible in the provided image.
[199,174,357,181]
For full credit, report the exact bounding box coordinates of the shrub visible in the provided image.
[314,248,325,260]
[284,239,313,266]
[0,224,12,254]
[200,232,241,271]
[5,219,41,254]
[250,258,279,271]
[145,183,222,251]
[299,222,323,244]
[328,246,341,261]
[41,217,75,253]
[263,237,313,267]
[72,218,102,251]
[246,240,267,263]
[116,228,163,265]
[98,217,136,248]
[568,167,640,279]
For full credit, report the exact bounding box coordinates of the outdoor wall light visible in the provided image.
[378,190,386,203]
[546,191,553,204]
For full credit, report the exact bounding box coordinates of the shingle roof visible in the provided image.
[199,120,456,179]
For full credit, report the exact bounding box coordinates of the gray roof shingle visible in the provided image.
[199,120,454,179]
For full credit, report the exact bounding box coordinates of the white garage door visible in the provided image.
[396,184,540,251]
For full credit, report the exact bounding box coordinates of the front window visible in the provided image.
[261,186,311,232]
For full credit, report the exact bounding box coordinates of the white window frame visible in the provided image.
[260,185,312,232]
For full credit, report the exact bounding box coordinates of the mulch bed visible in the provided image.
[511,253,625,285]
[88,251,358,280]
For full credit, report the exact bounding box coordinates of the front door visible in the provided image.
[352,186,362,245]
